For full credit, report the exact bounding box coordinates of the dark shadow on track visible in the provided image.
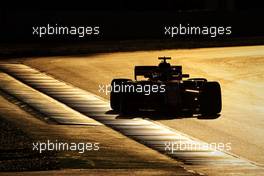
[106,110,221,120]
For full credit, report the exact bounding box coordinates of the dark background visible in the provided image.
[1,0,264,42]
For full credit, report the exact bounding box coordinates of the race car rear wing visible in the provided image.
[134,66,189,80]
[134,66,158,80]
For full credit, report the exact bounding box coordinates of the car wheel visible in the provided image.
[110,79,131,111]
[119,93,138,115]
[200,82,222,116]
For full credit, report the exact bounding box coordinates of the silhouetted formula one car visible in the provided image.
[110,57,221,117]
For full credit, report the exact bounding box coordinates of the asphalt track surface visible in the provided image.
[0,63,263,176]
[0,45,263,175]
[21,45,264,166]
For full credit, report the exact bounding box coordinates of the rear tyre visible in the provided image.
[200,82,222,116]
[120,93,138,115]
[120,94,131,115]
[110,79,131,111]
